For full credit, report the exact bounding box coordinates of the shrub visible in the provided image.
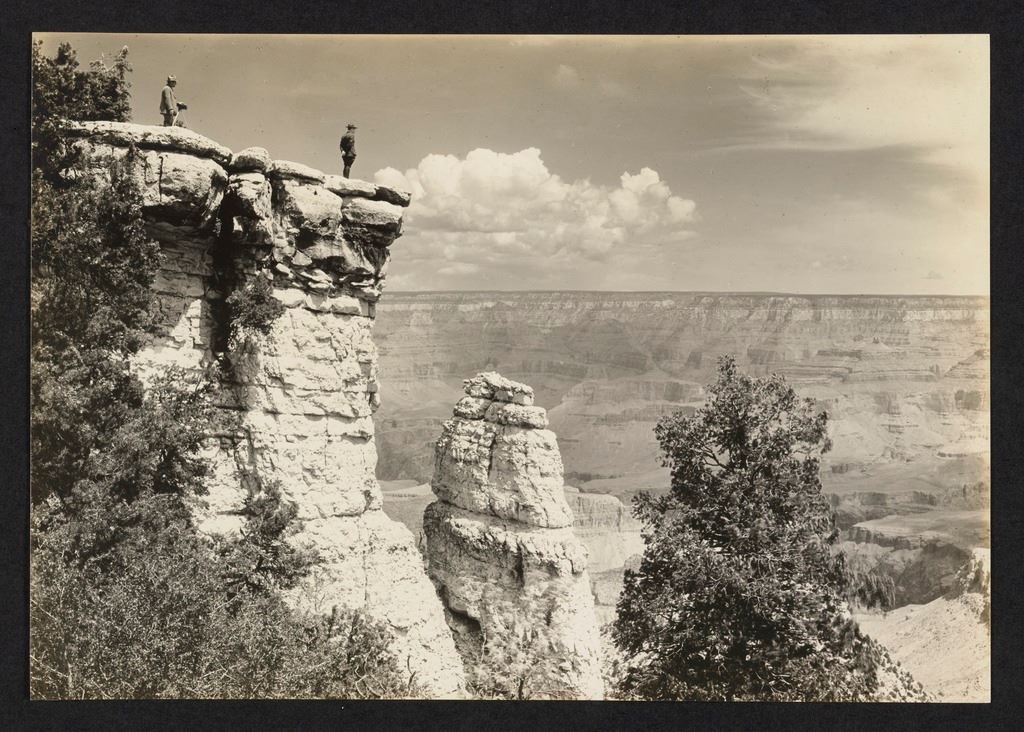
[30,492,418,699]
[32,40,131,180]
[466,621,573,700]
[226,275,286,340]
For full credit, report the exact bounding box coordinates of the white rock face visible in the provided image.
[223,307,465,695]
[70,121,465,698]
[424,373,604,699]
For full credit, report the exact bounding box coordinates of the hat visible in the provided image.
[347,123,357,129]
[166,75,177,84]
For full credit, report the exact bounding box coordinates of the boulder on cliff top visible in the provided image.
[268,159,326,184]
[64,120,233,165]
[139,150,228,229]
[340,199,405,248]
[324,175,378,199]
[463,372,535,405]
[229,146,272,173]
[374,184,413,208]
[342,198,404,227]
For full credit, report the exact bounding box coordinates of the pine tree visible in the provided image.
[613,356,925,701]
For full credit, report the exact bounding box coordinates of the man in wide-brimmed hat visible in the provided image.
[160,75,188,127]
[340,123,358,178]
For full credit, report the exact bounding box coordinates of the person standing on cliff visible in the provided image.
[160,75,188,128]
[340,124,357,178]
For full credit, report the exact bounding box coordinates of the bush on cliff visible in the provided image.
[226,274,286,340]
[30,42,415,699]
[31,485,419,699]
[466,621,574,700]
[613,356,926,701]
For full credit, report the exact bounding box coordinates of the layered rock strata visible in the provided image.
[67,121,464,696]
[373,291,989,485]
[423,372,604,699]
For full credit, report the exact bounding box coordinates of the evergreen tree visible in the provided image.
[613,356,924,701]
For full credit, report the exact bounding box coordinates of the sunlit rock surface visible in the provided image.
[372,292,989,494]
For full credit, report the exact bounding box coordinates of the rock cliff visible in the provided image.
[423,373,604,699]
[68,121,464,696]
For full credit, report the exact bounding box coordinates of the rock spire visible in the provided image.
[423,372,604,699]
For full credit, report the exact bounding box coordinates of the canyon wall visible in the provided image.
[373,291,989,494]
[69,122,464,696]
[423,373,604,699]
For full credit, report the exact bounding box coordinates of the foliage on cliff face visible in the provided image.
[613,356,927,701]
[31,486,420,699]
[31,45,202,510]
[226,274,286,340]
[466,620,573,700]
[30,43,414,700]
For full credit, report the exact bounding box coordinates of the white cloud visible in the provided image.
[375,148,697,288]
[437,262,480,276]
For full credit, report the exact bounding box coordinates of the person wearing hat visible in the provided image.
[340,124,358,178]
[160,75,188,128]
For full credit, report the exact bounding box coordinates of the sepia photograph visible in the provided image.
[28,33,989,703]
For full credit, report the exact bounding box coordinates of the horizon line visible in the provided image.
[383,289,990,299]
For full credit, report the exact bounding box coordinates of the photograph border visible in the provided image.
[3,1,1021,729]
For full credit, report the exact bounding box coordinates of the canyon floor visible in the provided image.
[375,291,990,701]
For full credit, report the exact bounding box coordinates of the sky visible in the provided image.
[36,34,989,295]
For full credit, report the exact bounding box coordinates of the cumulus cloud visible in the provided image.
[925,270,944,280]
[375,148,697,289]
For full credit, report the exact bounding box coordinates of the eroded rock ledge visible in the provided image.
[424,372,604,699]
[68,121,464,697]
